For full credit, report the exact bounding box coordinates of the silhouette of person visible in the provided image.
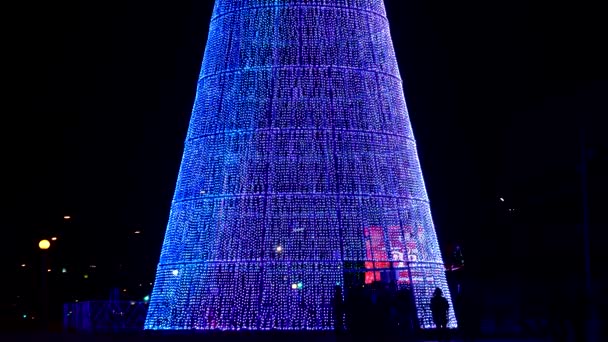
[332,285,345,336]
[345,285,372,339]
[374,282,393,339]
[395,286,416,337]
[431,287,449,340]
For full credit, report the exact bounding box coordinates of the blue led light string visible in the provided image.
[145,0,457,330]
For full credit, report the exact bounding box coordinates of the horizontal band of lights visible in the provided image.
[145,0,457,331]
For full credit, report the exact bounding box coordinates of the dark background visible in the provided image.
[3,0,607,332]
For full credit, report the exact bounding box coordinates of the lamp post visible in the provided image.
[39,239,50,330]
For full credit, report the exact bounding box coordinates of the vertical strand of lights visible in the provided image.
[145,0,457,331]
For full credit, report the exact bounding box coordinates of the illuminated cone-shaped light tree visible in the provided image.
[145,0,457,331]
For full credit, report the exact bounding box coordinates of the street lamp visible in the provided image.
[39,239,51,250]
[38,239,50,330]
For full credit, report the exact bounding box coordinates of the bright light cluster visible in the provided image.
[145,0,456,331]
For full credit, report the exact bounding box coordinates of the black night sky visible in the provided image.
[4,0,607,326]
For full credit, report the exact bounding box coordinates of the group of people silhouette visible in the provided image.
[333,282,451,341]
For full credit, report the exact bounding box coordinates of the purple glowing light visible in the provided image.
[145,0,456,331]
